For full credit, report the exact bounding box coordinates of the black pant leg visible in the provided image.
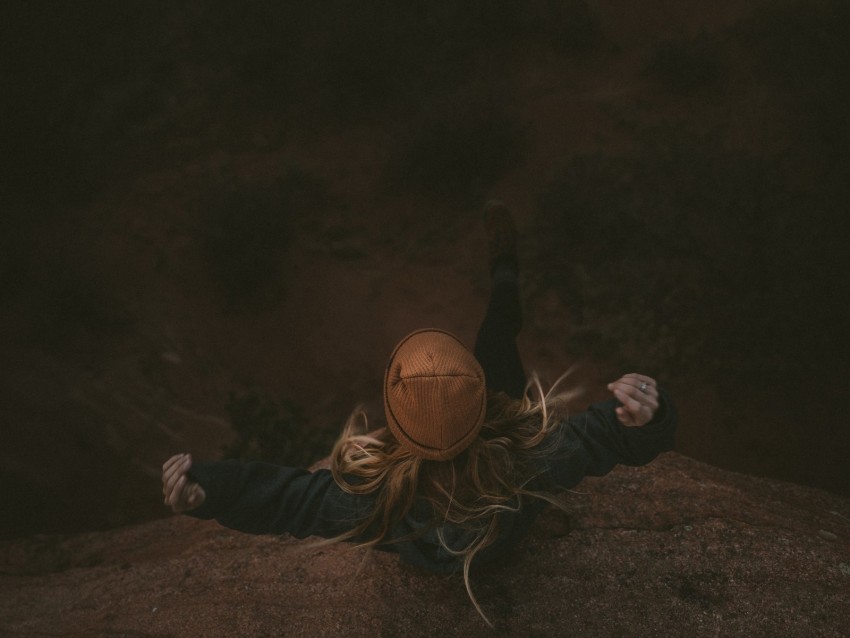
[474,279,526,399]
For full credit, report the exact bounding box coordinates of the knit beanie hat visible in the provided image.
[383,329,487,461]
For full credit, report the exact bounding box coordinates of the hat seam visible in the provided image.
[385,398,485,450]
[389,415,482,451]
[394,373,482,380]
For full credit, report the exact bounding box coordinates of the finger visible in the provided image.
[615,373,656,387]
[175,476,192,511]
[163,455,194,508]
[188,484,206,508]
[615,406,637,427]
[162,454,181,471]
[161,454,183,480]
[619,382,660,412]
[612,386,657,426]
[163,463,184,500]
[612,387,642,414]
[616,380,658,404]
[166,473,187,508]
[610,375,657,394]
[620,373,656,386]
[165,474,186,512]
[611,381,644,405]
[162,459,179,504]
[162,455,180,495]
[161,456,174,474]
[175,478,193,512]
[618,404,648,427]
[162,453,188,486]
[162,457,180,499]
[618,380,659,409]
[164,454,193,493]
[164,473,182,506]
[180,483,205,512]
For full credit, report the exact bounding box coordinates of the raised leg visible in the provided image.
[474,201,526,399]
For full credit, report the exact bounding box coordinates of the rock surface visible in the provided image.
[2,453,848,637]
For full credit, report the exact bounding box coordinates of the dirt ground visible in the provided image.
[2,453,849,636]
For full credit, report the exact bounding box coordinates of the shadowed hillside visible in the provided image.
[1,0,848,542]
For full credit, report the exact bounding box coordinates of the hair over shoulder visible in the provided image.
[327,372,581,625]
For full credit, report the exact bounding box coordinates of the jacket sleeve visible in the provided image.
[537,388,677,490]
[185,460,371,539]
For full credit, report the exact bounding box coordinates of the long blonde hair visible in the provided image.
[326,372,581,625]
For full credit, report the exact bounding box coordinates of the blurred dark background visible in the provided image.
[1,0,848,540]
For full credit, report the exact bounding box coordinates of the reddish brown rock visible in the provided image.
[2,452,848,636]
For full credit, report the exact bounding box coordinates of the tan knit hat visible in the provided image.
[383,329,487,461]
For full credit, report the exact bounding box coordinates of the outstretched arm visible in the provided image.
[161,454,371,539]
[540,373,676,489]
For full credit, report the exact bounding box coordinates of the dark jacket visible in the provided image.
[187,391,676,573]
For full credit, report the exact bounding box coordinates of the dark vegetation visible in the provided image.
[222,392,334,468]
[200,169,329,310]
[2,0,602,301]
[2,0,602,194]
[24,255,131,356]
[534,0,849,386]
[388,94,527,206]
[532,2,848,496]
[298,1,600,119]
[534,138,813,382]
[645,32,727,94]
[743,0,850,163]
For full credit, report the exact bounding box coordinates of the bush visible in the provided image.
[645,32,726,94]
[200,169,327,310]
[742,0,850,90]
[387,92,527,206]
[222,392,334,467]
[303,0,602,121]
[18,251,132,359]
[532,138,811,381]
[741,0,850,160]
[511,0,601,55]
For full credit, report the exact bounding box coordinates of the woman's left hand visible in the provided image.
[607,373,660,427]
[162,453,206,513]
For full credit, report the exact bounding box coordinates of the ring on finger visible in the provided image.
[639,382,648,392]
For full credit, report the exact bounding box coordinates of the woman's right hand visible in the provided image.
[162,453,206,513]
